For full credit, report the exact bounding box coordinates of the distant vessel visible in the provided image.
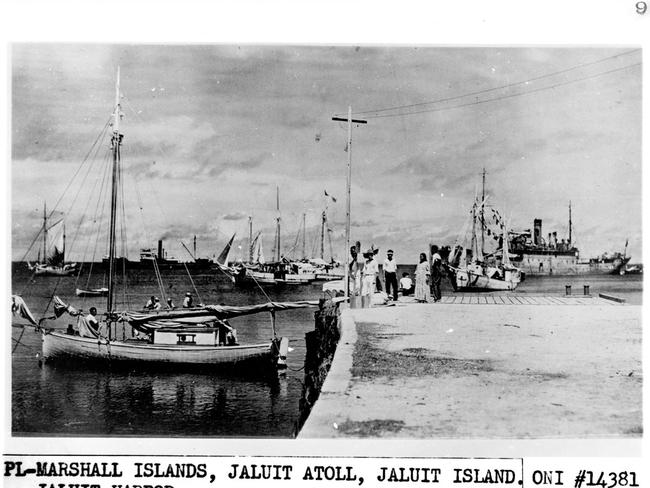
[100,238,214,271]
[27,203,78,276]
[508,203,630,276]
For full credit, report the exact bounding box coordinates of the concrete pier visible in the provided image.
[299,296,641,439]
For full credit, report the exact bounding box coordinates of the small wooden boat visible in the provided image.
[42,329,287,369]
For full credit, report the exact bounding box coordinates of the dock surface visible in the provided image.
[299,296,641,439]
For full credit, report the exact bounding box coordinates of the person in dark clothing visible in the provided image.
[430,244,442,302]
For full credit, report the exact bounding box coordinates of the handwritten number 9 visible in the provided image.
[637,1,647,14]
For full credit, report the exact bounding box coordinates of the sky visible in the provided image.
[10,44,642,264]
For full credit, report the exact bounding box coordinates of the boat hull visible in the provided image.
[75,287,109,297]
[42,330,280,369]
[455,269,519,291]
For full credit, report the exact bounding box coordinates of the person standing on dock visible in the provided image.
[415,252,431,303]
[361,247,379,308]
[430,245,442,302]
[349,245,363,308]
[383,249,398,301]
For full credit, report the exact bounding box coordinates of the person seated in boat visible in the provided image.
[152,297,162,310]
[399,272,414,296]
[144,295,156,310]
[77,306,100,338]
[183,292,194,308]
[166,297,175,310]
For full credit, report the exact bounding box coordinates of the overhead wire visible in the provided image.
[361,62,641,119]
[338,49,641,118]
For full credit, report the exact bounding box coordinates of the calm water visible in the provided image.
[11,264,642,437]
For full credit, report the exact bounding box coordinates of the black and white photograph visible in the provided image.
[8,43,642,444]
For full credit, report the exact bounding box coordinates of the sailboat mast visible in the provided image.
[43,201,47,264]
[275,186,281,262]
[248,216,253,263]
[320,210,326,260]
[480,168,486,257]
[302,212,306,260]
[568,200,572,247]
[107,66,122,313]
[471,199,478,261]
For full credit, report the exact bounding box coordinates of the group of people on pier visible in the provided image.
[348,244,446,308]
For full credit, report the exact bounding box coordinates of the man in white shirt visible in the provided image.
[183,292,194,308]
[85,307,99,333]
[383,249,398,301]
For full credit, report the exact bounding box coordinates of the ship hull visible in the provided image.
[511,252,631,276]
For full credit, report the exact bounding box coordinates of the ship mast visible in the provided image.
[107,66,122,314]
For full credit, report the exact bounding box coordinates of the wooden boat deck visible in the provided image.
[437,294,625,305]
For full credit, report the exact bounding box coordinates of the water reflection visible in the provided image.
[30,364,285,436]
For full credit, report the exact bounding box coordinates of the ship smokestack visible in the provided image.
[158,240,163,260]
[534,219,542,246]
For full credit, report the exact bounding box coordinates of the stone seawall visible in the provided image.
[296,298,341,433]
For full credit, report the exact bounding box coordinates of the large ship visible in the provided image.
[508,204,630,276]
[100,238,215,271]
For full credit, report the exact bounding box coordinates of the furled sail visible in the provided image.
[11,295,38,326]
[123,300,319,333]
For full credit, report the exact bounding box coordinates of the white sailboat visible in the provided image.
[39,67,316,369]
[449,190,522,291]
